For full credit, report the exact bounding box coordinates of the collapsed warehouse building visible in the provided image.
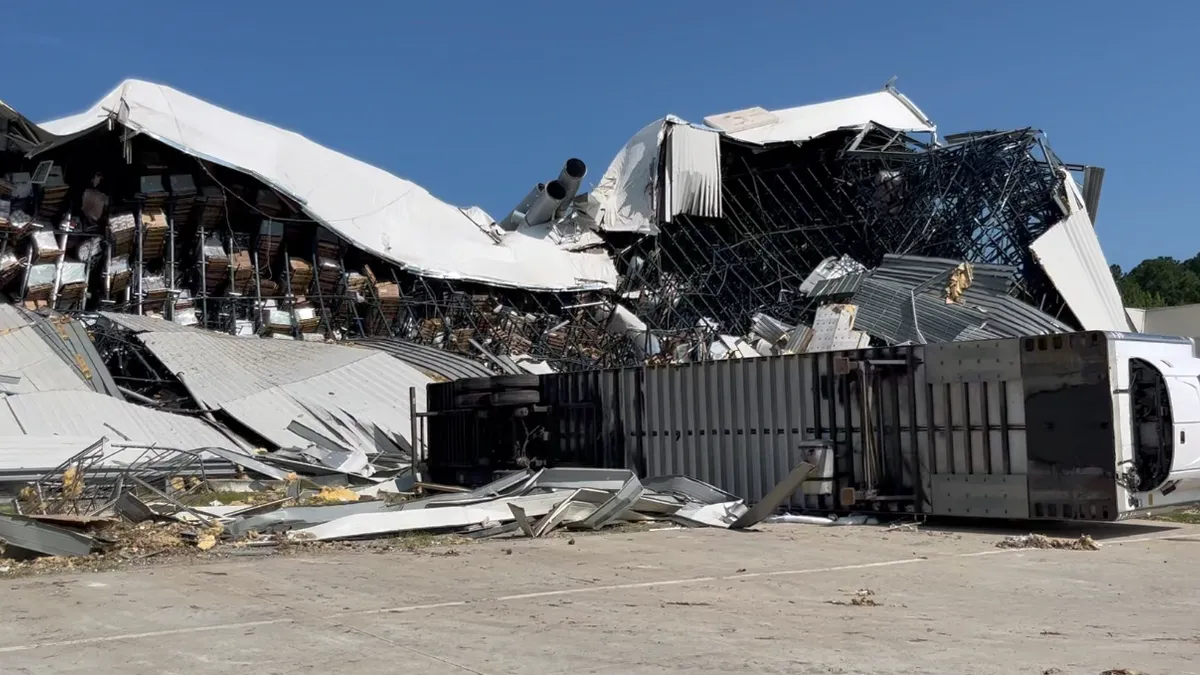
[0,80,1129,380]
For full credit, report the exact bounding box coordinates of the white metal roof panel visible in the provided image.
[134,330,432,453]
[36,80,617,292]
[0,436,102,471]
[0,324,91,394]
[1030,171,1130,331]
[137,330,373,407]
[97,311,204,334]
[589,119,666,234]
[0,390,238,450]
[704,89,935,145]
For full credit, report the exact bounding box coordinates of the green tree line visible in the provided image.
[1110,255,1200,308]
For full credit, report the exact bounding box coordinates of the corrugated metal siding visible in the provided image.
[665,123,722,221]
[873,254,1014,295]
[98,311,203,333]
[136,330,432,453]
[809,272,866,299]
[0,305,30,330]
[138,331,372,407]
[0,324,91,394]
[850,278,979,344]
[349,337,492,381]
[839,254,1069,340]
[0,390,238,449]
[1028,173,1128,331]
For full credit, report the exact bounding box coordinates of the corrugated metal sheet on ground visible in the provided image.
[0,436,101,471]
[349,337,492,381]
[135,330,432,454]
[0,390,238,450]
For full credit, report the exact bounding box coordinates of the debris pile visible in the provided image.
[0,457,818,572]
[995,534,1101,551]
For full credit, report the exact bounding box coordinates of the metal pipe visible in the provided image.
[554,158,587,217]
[117,385,158,405]
[166,210,176,321]
[499,183,545,231]
[523,179,567,227]
[135,204,144,315]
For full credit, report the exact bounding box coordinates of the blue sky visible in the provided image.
[4,1,1194,269]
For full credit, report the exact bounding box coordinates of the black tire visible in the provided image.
[488,390,541,407]
[453,377,497,393]
[453,374,541,393]
[453,392,491,409]
[489,374,541,389]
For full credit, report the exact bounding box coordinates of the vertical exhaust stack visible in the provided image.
[523,179,568,227]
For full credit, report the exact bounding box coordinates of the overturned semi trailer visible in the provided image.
[425,332,1200,522]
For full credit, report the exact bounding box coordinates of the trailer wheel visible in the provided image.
[453,392,491,409]
[489,390,541,407]
[453,374,540,393]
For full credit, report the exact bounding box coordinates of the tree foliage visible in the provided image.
[1110,255,1200,308]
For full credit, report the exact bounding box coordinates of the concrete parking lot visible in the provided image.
[2,520,1199,675]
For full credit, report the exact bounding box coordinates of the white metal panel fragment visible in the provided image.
[36,80,615,291]
[0,390,239,450]
[1029,171,1129,331]
[730,461,815,529]
[704,89,935,146]
[589,119,665,234]
[664,123,722,221]
[291,491,569,541]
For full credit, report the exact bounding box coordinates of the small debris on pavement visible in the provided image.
[996,534,1100,551]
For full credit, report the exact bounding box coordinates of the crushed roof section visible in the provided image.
[349,338,493,381]
[132,329,433,453]
[0,308,92,395]
[35,80,618,292]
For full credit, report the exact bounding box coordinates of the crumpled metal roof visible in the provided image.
[34,80,617,292]
[808,254,1070,344]
[0,306,112,396]
[349,337,493,381]
[703,89,935,146]
[591,87,934,234]
[131,329,433,454]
